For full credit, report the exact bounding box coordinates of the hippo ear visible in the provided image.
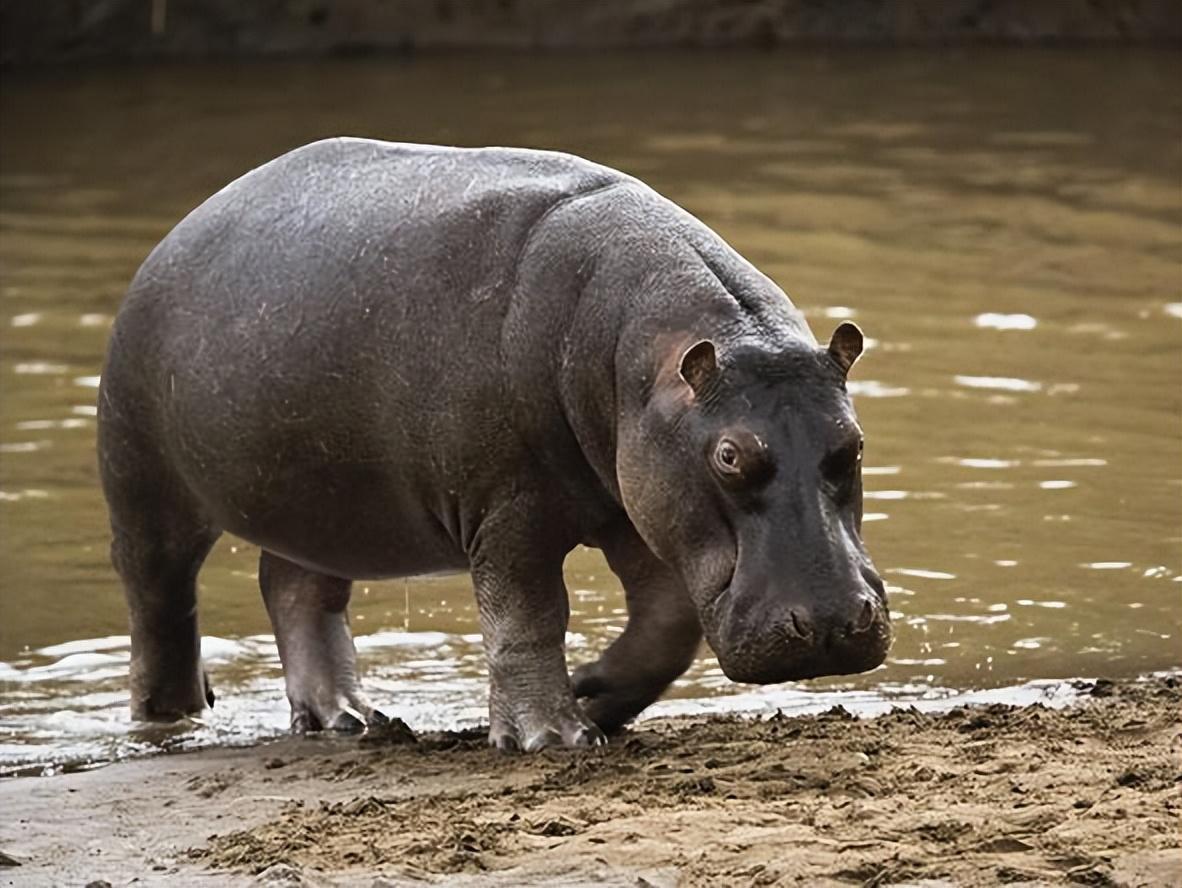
[678,339,719,395]
[827,322,864,375]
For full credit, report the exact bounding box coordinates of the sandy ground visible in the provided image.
[0,677,1178,887]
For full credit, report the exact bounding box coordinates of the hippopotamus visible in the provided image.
[97,138,890,751]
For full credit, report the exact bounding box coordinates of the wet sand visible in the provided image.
[1,676,1178,887]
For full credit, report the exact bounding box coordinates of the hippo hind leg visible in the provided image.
[104,469,219,722]
[573,522,702,732]
[258,551,390,733]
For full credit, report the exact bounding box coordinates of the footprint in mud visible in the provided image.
[185,771,243,799]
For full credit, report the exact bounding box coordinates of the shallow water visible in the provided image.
[1,50,1180,774]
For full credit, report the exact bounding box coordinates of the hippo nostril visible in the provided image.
[862,569,887,603]
[847,600,876,636]
[789,609,813,640]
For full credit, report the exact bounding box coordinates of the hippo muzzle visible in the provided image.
[705,566,892,685]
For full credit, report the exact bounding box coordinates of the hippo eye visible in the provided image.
[715,439,741,474]
[710,430,772,487]
[822,438,863,493]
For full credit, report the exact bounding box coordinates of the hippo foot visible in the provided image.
[571,663,660,734]
[129,661,216,723]
[487,700,607,753]
[287,690,391,735]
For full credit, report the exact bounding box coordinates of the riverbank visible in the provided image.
[0,676,1178,886]
[3,0,1180,65]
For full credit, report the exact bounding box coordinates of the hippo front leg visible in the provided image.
[470,534,605,753]
[573,522,703,732]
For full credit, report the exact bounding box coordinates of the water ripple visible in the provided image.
[954,375,1042,393]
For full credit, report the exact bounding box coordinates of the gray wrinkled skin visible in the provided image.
[97,138,891,751]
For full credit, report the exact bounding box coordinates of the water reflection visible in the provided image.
[974,312,1038,330]
[953,375,1042,392]
[847,380,911,398]
[2,49,1181,771]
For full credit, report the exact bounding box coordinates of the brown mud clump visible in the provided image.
[2,677,1178,887]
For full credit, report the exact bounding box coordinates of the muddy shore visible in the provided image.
[4,0,1180,65]
[1,676,1178,887]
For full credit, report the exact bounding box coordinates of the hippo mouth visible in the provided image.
[715,617,892,685]
[682,510,740,634]
[703,578,892,686]
[694,556,739,646]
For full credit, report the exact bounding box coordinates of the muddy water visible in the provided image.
[1,51,1180,773]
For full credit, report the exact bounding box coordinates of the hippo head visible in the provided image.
[617,322,890,684]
